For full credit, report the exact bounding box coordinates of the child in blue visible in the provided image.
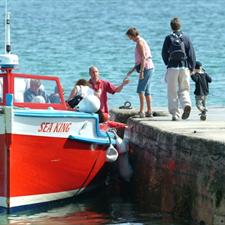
[191,61,212,120]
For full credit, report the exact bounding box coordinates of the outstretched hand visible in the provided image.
[123,78,129,85]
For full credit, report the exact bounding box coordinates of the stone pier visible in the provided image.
[110,107,225,225]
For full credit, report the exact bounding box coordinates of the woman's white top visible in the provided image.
[75,85,95,98]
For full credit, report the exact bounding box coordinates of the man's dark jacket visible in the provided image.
[162,31,196,71]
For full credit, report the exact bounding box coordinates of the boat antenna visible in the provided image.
[0,0,19,71]
[5,0,11,53]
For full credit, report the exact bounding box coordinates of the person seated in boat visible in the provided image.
[49,86,61,103]
[88,66,129,120]
[67,79,96,108]
[67,79,94,100]
[67,79,105,121]
[24,79,48,103]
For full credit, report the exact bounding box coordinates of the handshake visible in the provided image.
[123,78,130,85]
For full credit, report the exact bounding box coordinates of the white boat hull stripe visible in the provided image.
[0,188,84,208]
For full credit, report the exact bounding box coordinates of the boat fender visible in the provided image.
[106,131,118,162]
[118,152,133,182]
[106,144,118,162]
[111,130,128,154]
[77,95,100,113]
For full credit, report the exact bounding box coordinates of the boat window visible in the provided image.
[14,77,30,102]
[14,78,62,104]
[0,77,3,102]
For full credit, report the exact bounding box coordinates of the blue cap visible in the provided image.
[195,61,202,69]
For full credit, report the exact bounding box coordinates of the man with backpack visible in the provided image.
[162,17,196,121]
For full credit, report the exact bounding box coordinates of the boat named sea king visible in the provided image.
[0,8,119,211]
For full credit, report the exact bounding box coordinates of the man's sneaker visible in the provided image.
[182,105,191,120]
[133,112,145,118]
[145,112,153,117]
[200,110,207,121]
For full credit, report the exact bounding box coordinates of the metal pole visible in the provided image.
[6,12,11,53]
[5,0,11,53]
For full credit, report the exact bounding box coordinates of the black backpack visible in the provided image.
[169,33,187,62]
[67,95,83,108]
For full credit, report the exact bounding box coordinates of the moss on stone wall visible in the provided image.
[173,183,197,219]
[208,170,225,208]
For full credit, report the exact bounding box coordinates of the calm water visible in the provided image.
[0,0,224,224]
[0,0,225,109]
[0,186,188,225]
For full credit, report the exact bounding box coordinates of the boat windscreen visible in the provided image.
[14,77,62,104]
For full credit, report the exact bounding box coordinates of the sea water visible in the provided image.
[0,0,224,224]
[0,0,225,109]
[0,187,189,225]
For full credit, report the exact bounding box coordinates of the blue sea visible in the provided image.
[1,0,225,109]
[0,0,224,224]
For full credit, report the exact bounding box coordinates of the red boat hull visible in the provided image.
[0,133,107,208]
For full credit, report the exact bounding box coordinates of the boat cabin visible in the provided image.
[0,71,67,110]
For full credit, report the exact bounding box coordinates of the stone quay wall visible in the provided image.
[110,108,225,225]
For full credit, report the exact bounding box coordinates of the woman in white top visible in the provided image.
[67,79,101,114]
[68,79,94,100]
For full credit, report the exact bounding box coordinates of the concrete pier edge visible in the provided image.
[110,107,225,225]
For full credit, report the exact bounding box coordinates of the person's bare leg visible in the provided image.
[139,93,145,113]
[145,95,152,113]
